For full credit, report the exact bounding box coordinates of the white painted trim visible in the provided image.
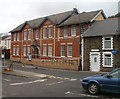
[102,52,113,67]
[90,10,102,22]
[102,36,113,50]
[81,38,84,71]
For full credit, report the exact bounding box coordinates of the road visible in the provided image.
[1,59,120,98]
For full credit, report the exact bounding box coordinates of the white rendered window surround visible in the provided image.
[71,25,76,36]
[102,52,113,67]
[102,36,113,50]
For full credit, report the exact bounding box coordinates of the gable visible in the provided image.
[94,13,105,21]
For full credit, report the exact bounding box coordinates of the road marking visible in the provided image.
[70,79,77,81]
[80,79,83,82]
[46,81,65,86]
[10,79,47,86]
[65,91,99,98]
[4,79,11,81]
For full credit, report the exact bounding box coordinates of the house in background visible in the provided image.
[10,8,106,70]
[0,34,11,59]
[83,18,120,72]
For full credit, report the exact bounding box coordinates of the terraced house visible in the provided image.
[10,8,106,70]
[83,18,120,72]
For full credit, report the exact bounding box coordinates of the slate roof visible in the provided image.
[59,10,105,26]
[10,9,78,33]
[83,18,120,37]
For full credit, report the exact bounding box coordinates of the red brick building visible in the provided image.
[10,8,106,70]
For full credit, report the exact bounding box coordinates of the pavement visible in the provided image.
[2,69,48,79]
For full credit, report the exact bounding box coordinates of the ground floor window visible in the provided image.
[23,46,27,56]
[61,45,65,57]
[13,46,19,56]
[67,45,72,57]
[103,52,113,67]
[43,45,47,56]
[48,45,52,56]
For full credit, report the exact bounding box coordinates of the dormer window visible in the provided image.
[102,36,113,50]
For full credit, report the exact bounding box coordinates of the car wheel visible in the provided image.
[88,83,99,95]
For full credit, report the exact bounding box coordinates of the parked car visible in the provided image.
[82,68,120,94]
[0,66,11,72]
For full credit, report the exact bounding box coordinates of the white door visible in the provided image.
[90,53,100,71]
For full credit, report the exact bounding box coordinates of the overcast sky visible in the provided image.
[0,0,119,33]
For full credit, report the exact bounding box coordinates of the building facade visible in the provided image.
[83,18,120,72]
[10,8,106,70]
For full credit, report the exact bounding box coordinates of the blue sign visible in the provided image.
[112,49,117,54]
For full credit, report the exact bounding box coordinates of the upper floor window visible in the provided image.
[14,33,16,41]
[103,36,113,50]
[64,27,68,37]
[48,27,52,38]
[23,30,27,40]
[43,28,47,39]
[35,29,39,39]
[80,23,85,34]
[28,30,31,40]
[17,32,20,41]
[67,45,72,57]
[71,25,76,36]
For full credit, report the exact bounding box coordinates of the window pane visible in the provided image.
[14,33,16,41]
[105,54,111,66]
[24,46,26,56]
[48,45,52,56]
[71,26,76,36]
[24,31,27,40]
[43,28,47,38]
[105,41,111,48]
[48,27,52,38]
[36,29,39,39]
[28,30,31,40]
[67,45,72,57]
[64,27,68,37]
[43,46,46,56]
[61,45,65,56]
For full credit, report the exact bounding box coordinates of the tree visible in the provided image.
[108,12,120,18]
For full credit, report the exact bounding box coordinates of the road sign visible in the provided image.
[112,49,117,54]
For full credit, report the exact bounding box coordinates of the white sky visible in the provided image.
[0,0,119,33]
